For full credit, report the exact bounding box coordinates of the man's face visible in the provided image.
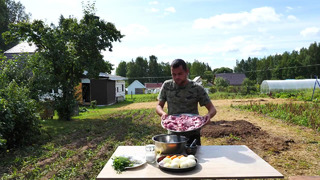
[171,65,189,86]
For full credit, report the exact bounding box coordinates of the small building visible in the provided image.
[215,73,246,86]
[4,42,37,59]
[145,83,162,94]
[127,80,146,95]
[81,72,127,105]
[193,76,202,85]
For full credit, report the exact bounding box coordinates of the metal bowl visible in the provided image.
[152,134,189,154]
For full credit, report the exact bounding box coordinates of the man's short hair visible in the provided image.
[171,59,187,71]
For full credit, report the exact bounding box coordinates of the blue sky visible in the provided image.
[19,0,320,74]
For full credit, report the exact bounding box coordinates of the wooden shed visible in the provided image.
[80,72,127,106]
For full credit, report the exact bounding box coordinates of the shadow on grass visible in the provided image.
[0,108,165,178]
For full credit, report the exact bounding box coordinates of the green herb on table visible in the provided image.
[112,156,134,173]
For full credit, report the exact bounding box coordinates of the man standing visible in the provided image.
[156,59,217,145]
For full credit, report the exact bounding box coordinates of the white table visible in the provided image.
[97,145,284,179]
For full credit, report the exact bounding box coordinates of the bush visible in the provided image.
[215,77,229,87]
[209,87,217,93]
[90,100,97,109]
[0,81,40,150]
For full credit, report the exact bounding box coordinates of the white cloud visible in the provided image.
[149,1,158,5]
[193,7,281,29]
[286,6,293,12]
[121,24,150,40]
[287,15,297,21]
[300,27,320,37]
[149,8,159,13]
[201,36,267,59]
[165,7,176,13]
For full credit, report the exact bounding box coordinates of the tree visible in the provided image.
[148,55,160,82]
[159,62,171,82]
[0,52,32,89]
[213,67,233,74]
[190,60,206,79]
[3,4,124,121]
[215,77,229,87]
[116,61,127,77]
[242,78,257,94]
[203,71,214,83]
[126,60,137,84]
[0,0,31,51]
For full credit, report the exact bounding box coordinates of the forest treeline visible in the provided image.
[116,42,320,85]
[115,55,217,84]
[234,42,320,84]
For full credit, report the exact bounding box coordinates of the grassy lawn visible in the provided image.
[1,94,319,179]
[0,104,166,179]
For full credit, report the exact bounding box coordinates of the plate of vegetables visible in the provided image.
[111,155,146,173]
[157,154,197,172]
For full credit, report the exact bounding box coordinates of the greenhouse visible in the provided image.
[260,79,319,94]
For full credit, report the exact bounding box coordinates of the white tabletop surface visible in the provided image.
[97,145,284,179]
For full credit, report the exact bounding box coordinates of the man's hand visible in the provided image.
[203,114,211,125]
[161,113,168,120]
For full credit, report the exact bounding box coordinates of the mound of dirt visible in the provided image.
[201,120,294,154]
[202,120,262,138]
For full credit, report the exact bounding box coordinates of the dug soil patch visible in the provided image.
[201,120,295,154]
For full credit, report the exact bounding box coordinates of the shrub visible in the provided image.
[90,100,97,109]
[0,81,40,150]
[215,77,229,88]
[209,87,217,93]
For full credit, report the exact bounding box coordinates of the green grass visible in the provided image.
[125,93,158,102]
[273,88,320,102]
[124,92,267,103]
[233,101,320,131]
[0,107,166,179]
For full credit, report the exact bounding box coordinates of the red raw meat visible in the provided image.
[161,114,208,132]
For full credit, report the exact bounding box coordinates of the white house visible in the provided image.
[108,74,127,102]
[127,80,146,95]
[144,83,162,94]
[193,76,202,85]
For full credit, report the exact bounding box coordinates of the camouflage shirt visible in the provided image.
[158,79,210,115]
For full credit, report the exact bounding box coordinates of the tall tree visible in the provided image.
[126,60,136,84]
[116,61,127,77]
[3,4,123,121]
[148,55,160,82]
[159,62,171,82]
[190,60,206,79]
[0,0,31,51]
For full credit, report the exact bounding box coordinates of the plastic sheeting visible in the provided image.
[260,79,317,94]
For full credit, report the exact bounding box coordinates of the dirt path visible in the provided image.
[118,98,320,179]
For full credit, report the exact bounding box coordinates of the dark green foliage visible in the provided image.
[0,81,40,150]
[116,61,127,77]
[3,4,123,121]
[242,78,258,94]
[0,0,30,51]
[0,52,33,90]
[190,60,209,79]
[213,67,233,74]
[215,77,229,87]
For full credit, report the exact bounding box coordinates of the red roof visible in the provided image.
[145,83,163,89]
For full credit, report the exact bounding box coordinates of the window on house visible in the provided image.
[117,87,119,92]
[122,84,124,91]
